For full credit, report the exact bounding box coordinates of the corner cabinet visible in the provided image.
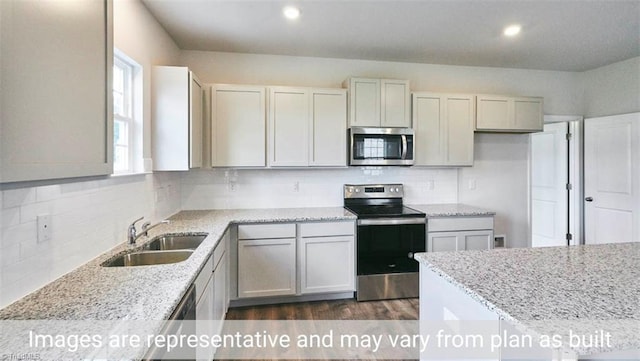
[476,95,543,133]
[343,77,410,128]
[413,93,475,167]
[268,87,347,167]
[427,216,494,252]
[0,0,113,183]
[210,85,267,167]
[152,66,203,170]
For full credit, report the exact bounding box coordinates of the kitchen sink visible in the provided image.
[102,250,194,267]
[142,234,207,251]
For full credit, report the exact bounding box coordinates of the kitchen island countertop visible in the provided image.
[414,243,640,356]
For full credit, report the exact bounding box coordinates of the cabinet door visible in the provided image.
[1,0,112,182]
[513,97,543,131]
[413,94,445,166]
[196,274,214,361]
[238,238,296,298]
[428,232,459,252]
[381,79,411,127]
[189,73,203,168]
[445,95,475,166]
[268,87,309,166]
[348,78,380,127]
[299,235,355,294]
[211,85,266,167]
[459,230,494,251]
[476,95,510,131]
[413,93,474,166]
[310,89,347,167]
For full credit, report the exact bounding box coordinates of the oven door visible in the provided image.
[356,217,426,276]
[350,127,414,166]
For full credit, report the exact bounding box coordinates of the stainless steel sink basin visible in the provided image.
[142,234,206,251]
[102,250,193,267]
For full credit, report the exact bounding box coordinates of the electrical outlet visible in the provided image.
[229,182,236,192]
[468,179,477,190]
[37,214,51,243]
[293,181,300,192]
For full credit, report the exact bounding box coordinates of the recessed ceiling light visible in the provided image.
[283,6,300,20]
[503,24,522,37]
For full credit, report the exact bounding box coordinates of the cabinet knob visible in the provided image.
[585,197,594,202]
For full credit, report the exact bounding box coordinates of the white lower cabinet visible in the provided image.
[238,238,297,298]
[427,216,494,252]
[236,221,355,300]
[195,254,214,361]
[299,222,355,294]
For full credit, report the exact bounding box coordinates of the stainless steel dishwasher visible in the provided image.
[144,284,196,360]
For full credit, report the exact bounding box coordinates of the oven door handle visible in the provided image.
[401,135,408,160]
[358,217,425,226]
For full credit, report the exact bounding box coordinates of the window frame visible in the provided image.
[112,50,142,175]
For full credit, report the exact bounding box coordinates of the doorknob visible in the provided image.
[585,197,594,202]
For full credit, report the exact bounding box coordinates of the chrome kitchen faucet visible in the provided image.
[128,217,170,245]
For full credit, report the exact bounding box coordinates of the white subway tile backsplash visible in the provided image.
[0,173,182,308]
[35,185,61,202]
[3,188,36,209]
[180,168,459,209]
[1,207,20,228]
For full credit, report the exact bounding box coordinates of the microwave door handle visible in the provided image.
[401,135,408,159]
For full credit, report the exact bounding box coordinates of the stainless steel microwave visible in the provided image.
[349,127,414,166]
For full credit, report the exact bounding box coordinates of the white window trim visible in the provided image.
[113,49,144,175]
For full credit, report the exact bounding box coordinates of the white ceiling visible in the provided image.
[141,0,640,72]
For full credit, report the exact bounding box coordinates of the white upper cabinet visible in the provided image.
[152,66,203,171]
[269,87,310,167]
[344,77,410,128]
[381,79,411,127]
[210,85,266,167]
[310,89,347,167]
[0,0,113,183]
[476,95,543,132]
[413,93,475,166]
[268,87,347,167]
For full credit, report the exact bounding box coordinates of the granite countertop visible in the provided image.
[0,207,355,320]
[407,203,496,217]
[414,243,640,356]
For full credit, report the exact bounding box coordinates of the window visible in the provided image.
[112,50,142,174]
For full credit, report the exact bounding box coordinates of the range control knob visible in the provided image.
[395,187,400,192]
[348,187,354,193]
[389,188,395,193]
[355,188,360,193]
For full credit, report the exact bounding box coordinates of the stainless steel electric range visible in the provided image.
[343,184,426,301]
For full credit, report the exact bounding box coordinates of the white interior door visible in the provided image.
[531,122,569,247]
[585,113,640,244]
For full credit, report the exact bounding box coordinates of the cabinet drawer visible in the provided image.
[238,223,296,240]
[428,216,493,232]
[299,221,355,237]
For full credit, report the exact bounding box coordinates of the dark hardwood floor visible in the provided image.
[226,298,419,320]
[217,298,419,361]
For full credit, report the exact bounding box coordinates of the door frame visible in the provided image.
[528,115,583,247]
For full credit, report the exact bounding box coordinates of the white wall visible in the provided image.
[582,56,640,118]
[0,0,182,308]
[458,134,531,248]
[180,51,583,115]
